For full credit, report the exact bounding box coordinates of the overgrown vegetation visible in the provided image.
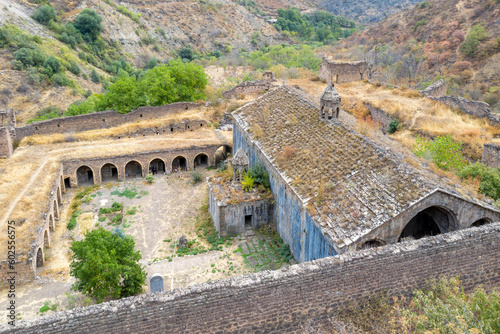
[338,277,500,333]
[275,8,356,43]
[413,135,467,171]
[458,163,500,200]
[67,185,99,230]
[70,228,147,303]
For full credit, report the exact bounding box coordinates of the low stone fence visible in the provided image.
[3,223,499,333]
[430,96,499,126]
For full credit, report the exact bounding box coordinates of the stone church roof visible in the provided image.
[320,83,341,103]
[232,85,497,250]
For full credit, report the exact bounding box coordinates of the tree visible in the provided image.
[90,68,101,83]
[460,24,488,57]
[74,9,103,42]
[69,228,146,303]
[32,5,57,26]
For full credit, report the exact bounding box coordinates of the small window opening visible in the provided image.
[64,177,71,189]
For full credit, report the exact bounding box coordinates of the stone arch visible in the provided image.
[76,165,94,186]
[57,187,62,206]
[361,238,386,249]
[215,145,232,167]
[470,217,492,227]
[49,214,55,231]
[44,230,50,249]
[194,153,209,169]
[125,161,143,179]
[36,247,44,267]
[399,206,457,242]
[53,200,59,219]
[149,158,165,174]
[172,156,187,172]
[101,163,119,182]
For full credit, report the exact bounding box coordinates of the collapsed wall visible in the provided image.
[429,96,499,126]
[419,79,447,97]
[318,57,368,83]
[3,223,500,333]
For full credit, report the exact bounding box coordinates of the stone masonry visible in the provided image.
[482,143,500,168]
[2,223,499,333]
[318,57,368,83]
[419,79,447,97]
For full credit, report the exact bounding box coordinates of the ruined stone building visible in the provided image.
[318,57,368,83]
[217,85,500,262]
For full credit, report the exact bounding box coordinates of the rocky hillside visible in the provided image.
[318,0,424,24]
[339,0,500,108]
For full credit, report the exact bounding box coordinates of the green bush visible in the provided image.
[241,172,255,191]
[52,73,72,87]
[32,5,57,26]
[191,171,202,184]
[413,135,467,171]
[27,106,62,123]
[248,164,271,189]
[460,24,488,57]
[74,8,103,42]
[68,60,81,75]
[388,118,399,134]
[14,47,46,68]
[43,56,62,76]
[458,163,500,200]
[90,68,101,83]
[145,173,155,183]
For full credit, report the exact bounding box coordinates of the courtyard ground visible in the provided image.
[0,169,292,322]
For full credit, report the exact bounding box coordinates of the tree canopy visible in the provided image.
[74,8,103,42]
[69,228,146,303]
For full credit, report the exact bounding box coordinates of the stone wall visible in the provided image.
[62,144,225,187]
[0,165,64,285]
[430,96,499,126]
[318,57,368,83]
[419,79,447,97]
[0,127,12,158]
[208,185,273,237]
[366,103,393,131]
[4,223,500,333]
[12,102,200,143]
[482,143,500,168]
[222,80,272,99]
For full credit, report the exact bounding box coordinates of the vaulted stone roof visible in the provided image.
[232,85,497,249]
[320,83,341,103]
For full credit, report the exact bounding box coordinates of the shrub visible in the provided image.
[74,8,103,42]
[241,172,255,191]
[414,135,467,171]
[458,163,500,200]
[32,5,57,26]
[145,173,155,183]
[90,68,101,83]
[388,118,399,134]
[460,24,488,57]
[68,60,81,75]
[43,56,62,76]
[14,47,46,68]
[191,171,202,184]
[52,73,72,87]
[248,164,271,189]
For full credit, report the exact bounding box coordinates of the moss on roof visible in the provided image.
[232,85,461,247]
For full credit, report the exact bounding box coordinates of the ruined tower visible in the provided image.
[320,83,341,120]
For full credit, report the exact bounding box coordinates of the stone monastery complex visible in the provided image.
[0,66,499,332]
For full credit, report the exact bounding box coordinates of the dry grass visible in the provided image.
[286,79,500,160]
[19,106,212,146]
[0,129,231,258]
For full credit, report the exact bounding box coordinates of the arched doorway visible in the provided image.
[76,166,94,186]
[44,230,50,249]
[101,163,119,182]
[36,247,44,267]
[361,239,386,249]
[471,218,491,227]
[149,158,165,174]
[194,154,209,169]
[172,156,187,172]
[125,161,142,179]
[399,206,456,241]
[215,145,232,167]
